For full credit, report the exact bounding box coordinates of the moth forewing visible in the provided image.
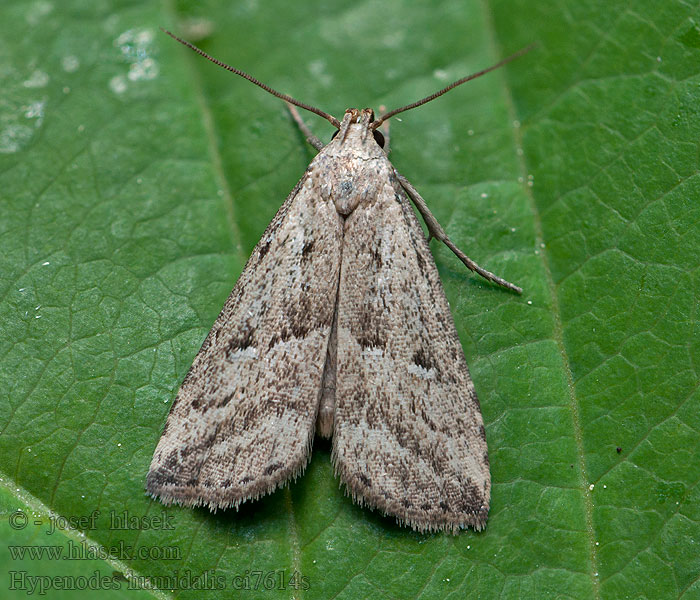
[331,125,490,531]
[149,31,529,532]
[146,176,343,509]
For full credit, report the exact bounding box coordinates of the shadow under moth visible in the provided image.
[147,30,530,533]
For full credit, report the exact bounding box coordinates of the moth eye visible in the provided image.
[330,130,339,141]
[373,130,385,148]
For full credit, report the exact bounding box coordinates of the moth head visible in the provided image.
[330,108,385,148]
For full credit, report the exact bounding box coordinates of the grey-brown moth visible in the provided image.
[147,30,530,533]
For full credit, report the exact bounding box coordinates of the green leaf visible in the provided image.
[1,0,697,599]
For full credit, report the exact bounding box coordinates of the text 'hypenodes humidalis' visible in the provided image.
[147,30,532,533]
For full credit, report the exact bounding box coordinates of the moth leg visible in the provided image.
[378,105,391,155]
[394,169,523,294]
[286,102,324,151]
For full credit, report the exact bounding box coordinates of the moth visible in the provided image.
[147,30,529,533]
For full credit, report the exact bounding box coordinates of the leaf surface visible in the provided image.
[0,0,698,598]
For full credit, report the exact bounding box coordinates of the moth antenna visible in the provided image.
[161,28,341,128]
[371,43,537,129]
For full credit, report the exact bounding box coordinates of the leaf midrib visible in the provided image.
[481,0,601,596]
[0,475,169,600]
